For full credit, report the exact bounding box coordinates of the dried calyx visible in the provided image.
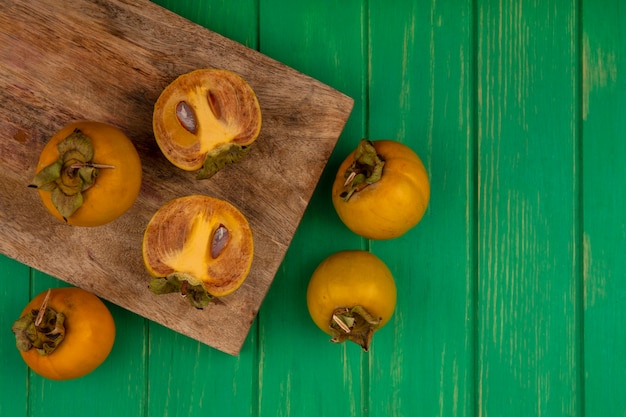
[196,142,252,180]
[329,305,381,352]
[29,129,114,221]
[339,139,385,201]
[11,290,66,355]
[149,273,213,309]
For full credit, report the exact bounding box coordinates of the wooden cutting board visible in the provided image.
[0,0,353,355]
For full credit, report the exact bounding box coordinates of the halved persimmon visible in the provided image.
[142,194,254,308]
[153,68,262,179]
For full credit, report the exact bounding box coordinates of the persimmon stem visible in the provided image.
[343,171,357,187]
[332,313,352,333]
[69,163,116,170]
[34,289,51,327]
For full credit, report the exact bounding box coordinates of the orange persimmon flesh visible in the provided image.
[153,68,262,179]
[142,195,254,301]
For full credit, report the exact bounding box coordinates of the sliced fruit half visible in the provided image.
[142,194,254,308]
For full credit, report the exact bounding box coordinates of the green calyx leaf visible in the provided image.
[29,129,104,221]
[329,305,382,352]
[340,139,385,201]
[11,307,66,356]
[51,187,83,221]
[196,142,252,180]
[30,160,63,191]
[57,131,94,160]
[149,273,213,309]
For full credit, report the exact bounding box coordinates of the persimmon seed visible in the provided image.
[211,224,230,258]
[207,90,222,120]
[176,101,197,133]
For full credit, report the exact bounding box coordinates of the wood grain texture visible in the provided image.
[2,0,626,416]
[0,255,29,417]
[256,1,367,416]
[141,4,260,416]
[476,0,581,415]
[368,1,475,416]
[0,0,353,355]
[155,0,259,49]
[582,0,626,414]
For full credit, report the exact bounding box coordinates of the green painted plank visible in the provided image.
[151,0,258,48]
[144,2,259,416]
[367,1,475,416]
[0,255,30,417]
[257,1,367,416]
[147,323,258,417]
[475,0,581,415]
[24,270,147,417]
[581,0,626,415]
[6,1,626,416]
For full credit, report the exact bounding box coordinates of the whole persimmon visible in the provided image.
[153,68,262,179]
[12,287,116,380]
[143,194,254,308]
[332,139,430,240]
[30,121,142,227]
[306,250,396,351]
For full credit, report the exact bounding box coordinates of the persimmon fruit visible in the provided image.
[153,68,262,179]
[306,250,397,351]
[332,139,430,240]
[11,287,116,380]
[29,121,142,227]
[142,194,254,308]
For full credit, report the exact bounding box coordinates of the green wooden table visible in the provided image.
[1,0,625,416]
